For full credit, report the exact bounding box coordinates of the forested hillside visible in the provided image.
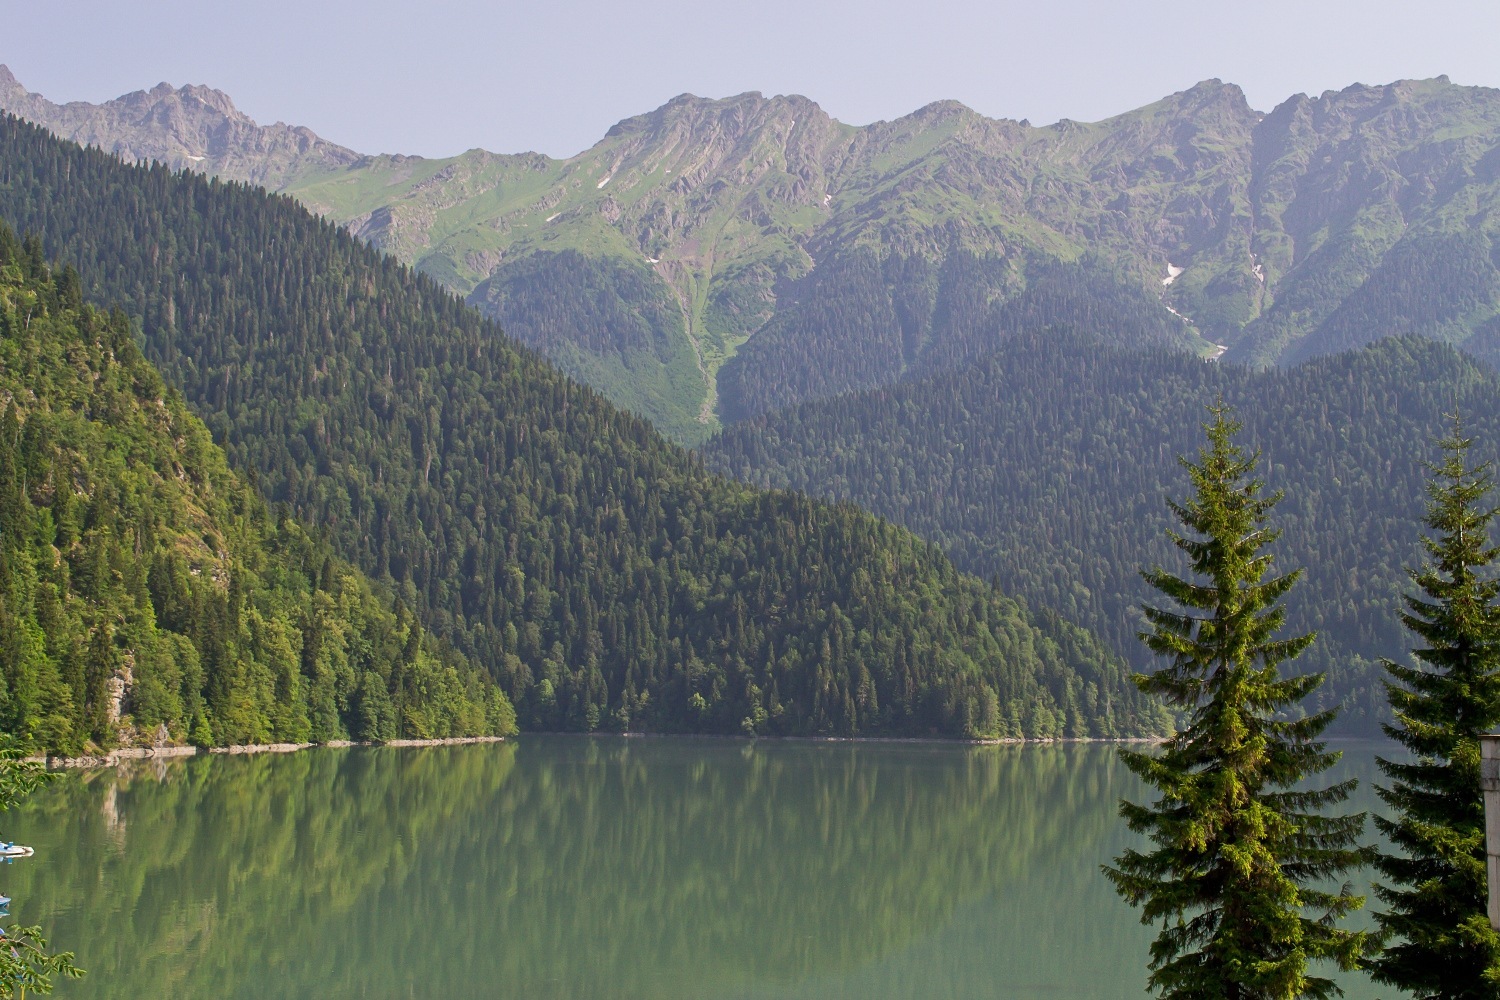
[0,224,513,754]
[719,251,1198,421]
[706,333,1500,732]
[0,114,1163,739]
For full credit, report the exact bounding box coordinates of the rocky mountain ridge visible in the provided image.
[7,68,1500,441]
[0,65,359,189]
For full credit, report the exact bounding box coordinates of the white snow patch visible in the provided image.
[596,175,612,189]
[545,213,560,223]
[1162,263,1185,287]
[1253,263,1265,284]
[646,257,660,264]
[824,193,832,206]
[186,155,205,162]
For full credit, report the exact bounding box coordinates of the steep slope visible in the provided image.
[0,223,514,754]
[0,114,1162,740]
[11,71,1500,442]
[717,250,1196,421]
[1233,78,1500,365]
[705,333,1500,733]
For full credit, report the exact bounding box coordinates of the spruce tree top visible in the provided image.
[1105,404,1367,1000]
[1370,419,1500,996]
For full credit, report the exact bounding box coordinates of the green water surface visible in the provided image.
[3,738,1396,998]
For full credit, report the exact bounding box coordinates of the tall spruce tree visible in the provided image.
[1103,405,1369,999]
[1370,422,1500,996]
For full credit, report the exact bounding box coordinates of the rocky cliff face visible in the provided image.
[0,65,359,189]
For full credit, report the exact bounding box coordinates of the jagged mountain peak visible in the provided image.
[10,68,1500,440]
[909,98,980,119]
[0,65,358,189]
[1115,79,1257,126]
[605,90,832,144]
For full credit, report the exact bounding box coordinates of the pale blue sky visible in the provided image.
[4,0,1497,158]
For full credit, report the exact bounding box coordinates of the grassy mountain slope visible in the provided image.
[8,71,1499,440]
[0,224,514,754]
[0,114,1163,740]
[705,333,1500,734]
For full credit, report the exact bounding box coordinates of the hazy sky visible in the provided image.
[4,0,1498,159]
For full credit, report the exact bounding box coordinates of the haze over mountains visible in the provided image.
[7,67,1500,443]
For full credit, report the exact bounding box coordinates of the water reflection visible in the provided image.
[6,739,1392,999]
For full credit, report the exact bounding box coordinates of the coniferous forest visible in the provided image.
[707,330,1500,732]
[0,114,1166,745]
[0,223,514,753]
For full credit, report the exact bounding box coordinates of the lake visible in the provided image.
[4,738,1399,998]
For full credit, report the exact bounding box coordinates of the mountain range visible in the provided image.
[8,68,1500,443]
[0,112,1162,746]
[9,66,1500,743]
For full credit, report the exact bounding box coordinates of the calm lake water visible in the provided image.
[5,738,1398,999]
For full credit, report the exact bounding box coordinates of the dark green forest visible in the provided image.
[467,249,708,442]
[707,331,1500,733]
[0,224,513,753]
[0,114,1163,740]
[718,248,1197,421]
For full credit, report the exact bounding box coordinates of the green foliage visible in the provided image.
[707,331,1500,732]
[1370,424,1500,996]
[0,114,1162,739]
[0,919,83,998]
[0,224,513,752]
[0,738,47,813]
[1103,407,1368,999]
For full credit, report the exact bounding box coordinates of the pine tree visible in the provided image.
[1370,421,1500,996]
[1103,404,1369,999]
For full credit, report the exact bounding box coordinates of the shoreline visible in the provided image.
[33,735,509,770]
[594,731,1165,747]
[24,732,1393,770]
[29,731,1157,770]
